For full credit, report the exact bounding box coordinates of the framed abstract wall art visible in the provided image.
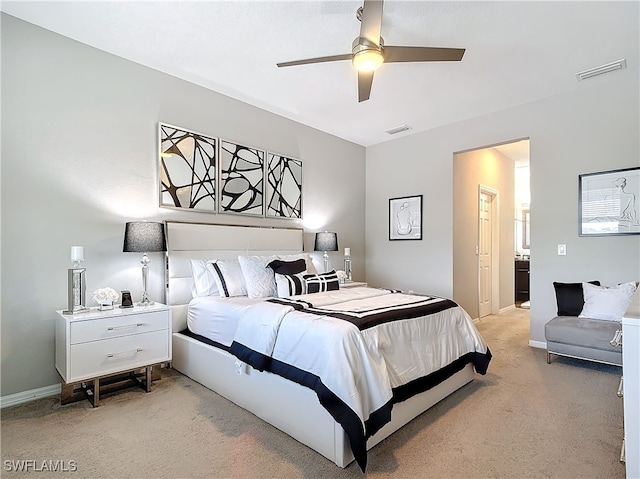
[159,123,217,213]
[266,152,302,219]
[219,140,265,216]
[389,195,423,240]
[579,166,640,236]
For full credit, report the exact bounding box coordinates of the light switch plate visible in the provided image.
[558,244,566,255]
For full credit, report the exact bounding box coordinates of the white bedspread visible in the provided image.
[229,287,491,470]
[187,296,263,346]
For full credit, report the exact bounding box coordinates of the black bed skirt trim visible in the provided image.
[393,348,492,403]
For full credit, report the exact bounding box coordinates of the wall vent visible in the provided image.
[575,59,627,81]
[385,124,412,135]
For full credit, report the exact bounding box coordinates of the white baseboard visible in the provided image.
[472,304,516,323]
[499,304,516,314]
[0,383,60,409]
[529,340,547,349]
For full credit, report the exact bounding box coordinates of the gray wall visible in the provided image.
[366,65,639,345]
[1,15,366,397]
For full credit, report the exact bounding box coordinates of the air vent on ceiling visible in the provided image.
[575,59,627,81]
[385,124,412,135]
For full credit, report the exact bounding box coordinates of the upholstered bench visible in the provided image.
[544,281,636,367]
[545,316,622,366]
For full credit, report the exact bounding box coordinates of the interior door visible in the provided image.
[478,191,494,318]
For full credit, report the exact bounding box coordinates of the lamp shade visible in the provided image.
[314,231,338,252]
[123,222,166,253]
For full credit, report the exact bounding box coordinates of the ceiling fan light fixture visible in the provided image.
[352,36,384,72]
[353,49,384,71]
[276,0,466,102]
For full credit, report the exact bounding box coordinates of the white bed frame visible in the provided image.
[165,221,474,468]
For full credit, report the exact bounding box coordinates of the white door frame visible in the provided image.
[478,185,500,316]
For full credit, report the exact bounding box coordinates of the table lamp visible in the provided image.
[123,221,166,305]
[314,231,338,273]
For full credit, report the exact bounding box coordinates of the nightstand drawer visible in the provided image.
[70,311,169,344]
[69,330,170,381]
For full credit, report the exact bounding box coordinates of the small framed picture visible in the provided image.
[579,166,640,236]
[389,195,422,240]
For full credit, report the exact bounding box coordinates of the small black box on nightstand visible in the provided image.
[120,290,133,308]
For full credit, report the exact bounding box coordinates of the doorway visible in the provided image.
[452,138,530,320]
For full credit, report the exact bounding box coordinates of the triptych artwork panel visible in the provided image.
[159,123,217,213]
[219,140,264,216]
[159,123,302,219]
[266,153,302,219]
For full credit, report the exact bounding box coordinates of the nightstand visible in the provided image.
[340,281,367,289]
[55,303,171,406]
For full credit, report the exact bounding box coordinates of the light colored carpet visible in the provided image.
[1,308,625,478]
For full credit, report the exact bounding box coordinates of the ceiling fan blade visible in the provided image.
[358,70,374,102]
[277,53,352,68]
[384,46,465,63]
[359,0,384,46]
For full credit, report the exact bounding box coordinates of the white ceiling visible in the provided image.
[494,139,529,167]
[2,1,638,147]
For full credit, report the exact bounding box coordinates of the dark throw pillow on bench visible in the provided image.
[553,281,600,316]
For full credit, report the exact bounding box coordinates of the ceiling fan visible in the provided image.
[276,0,466,102]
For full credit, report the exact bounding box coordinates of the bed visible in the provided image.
[165,221,491,471]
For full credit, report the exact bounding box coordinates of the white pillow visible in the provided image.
[208,260,247,298]
[278,253,318,275]
[275,271,308,297]
[190,259,219,297]
[238,255,278,298]
[579,281,637,321]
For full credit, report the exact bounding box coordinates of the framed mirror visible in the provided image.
[522,209,530,249]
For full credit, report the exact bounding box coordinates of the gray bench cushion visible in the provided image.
[545,316,622,366]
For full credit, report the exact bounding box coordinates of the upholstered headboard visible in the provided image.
[165,221,305,332]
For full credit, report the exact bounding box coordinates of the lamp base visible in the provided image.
[138,291,154,307]
[138,259,154,306]
[63,306,90,315]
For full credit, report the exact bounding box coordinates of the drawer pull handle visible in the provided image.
[106,348,143,358]
[617,377,624,398]
[107,323,144,331]
[610,329,622,347]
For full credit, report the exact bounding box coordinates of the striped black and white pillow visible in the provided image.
[208,260,247,297]
[304,270,340,294]
[275,272,307,297]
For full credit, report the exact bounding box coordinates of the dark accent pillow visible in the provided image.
[267,259,306,275]
[553,281,601,316]
[304,270,340,294]
[275,272,307,297]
